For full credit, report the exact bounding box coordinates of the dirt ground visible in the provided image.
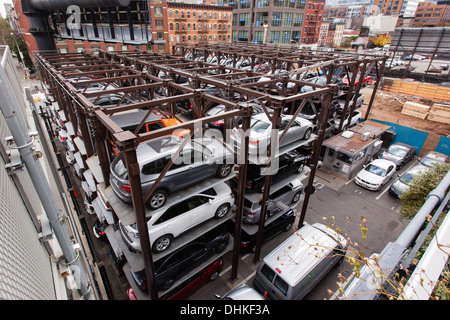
[359,87,450,138]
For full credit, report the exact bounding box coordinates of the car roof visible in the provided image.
[262,223,344,287]
[136,136,186,160]
[370,159,396,168]
[406,164,428,175]
[389,142,414,150]
[110,110,161,127]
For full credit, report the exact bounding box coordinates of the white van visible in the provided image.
[253,223,347,300]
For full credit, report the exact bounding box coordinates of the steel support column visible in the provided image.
[230,106,252,280]
[119,138,158,300]
[298,88,335,228]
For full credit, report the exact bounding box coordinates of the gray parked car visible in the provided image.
[419,151,449,167]
[230,113,314,154]
[389,164,428,198]
[243,179,303,224]
[110,136,234,209]
[377,142,416,169]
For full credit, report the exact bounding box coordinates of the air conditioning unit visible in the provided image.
[342,131,354,139]
[361,132,371,141]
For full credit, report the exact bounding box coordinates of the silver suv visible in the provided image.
[110,136,234,209]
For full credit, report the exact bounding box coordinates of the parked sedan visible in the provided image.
[215,284,265,300]
[110,136,234,210]
[336,92,364,113]
[130,226,230,291]
[377,142,416,169]
[119,182,234,252]
[235,209,296,253]
[242,150,310,193]
[230,113,314,154]
[354,159,397,191]
[419,151,449,167]
[128,257,223,300]
[243,180,303,224]
[334,110,362,131]
[342,74,370,90]
[389,164,428,198]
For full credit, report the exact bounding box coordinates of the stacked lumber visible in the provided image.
[428,103,450,124]
[401,101,431,119]
[382,79,450,102]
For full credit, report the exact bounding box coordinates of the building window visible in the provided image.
[155,19,164,29]
[239,13,250,26]
[254,30,264,44]
[272,12,282,27]
[283,12,293,27]
[238,30,249,41]
[169,10,172,18]
[294,13,303,26]
[270,31,280,43]
[255,12,269,26]
[240,0,251,9]
[256,0,270,7]
[155,6,163,17]
[281,31,291,44]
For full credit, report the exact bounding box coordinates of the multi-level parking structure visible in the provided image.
[35,46,387,300]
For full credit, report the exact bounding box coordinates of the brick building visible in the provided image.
[229,0,307,45]
[413,1,450,27]
[167,1,233,49]
[301,0,325,44]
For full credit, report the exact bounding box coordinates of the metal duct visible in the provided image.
[29,0,130,11]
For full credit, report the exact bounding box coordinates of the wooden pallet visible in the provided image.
[382,79,450,103]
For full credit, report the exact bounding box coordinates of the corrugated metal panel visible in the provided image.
[0,158,56,300]
[390,28,450,54]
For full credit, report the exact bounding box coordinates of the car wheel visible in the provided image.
[292,191,302,203]
[215,203,230,218]
[216,164,232,178]
[303,128,312,140]
[209,271,220,281]
[284,222,293,232]
[146,189,167,210]
[296,162,305,174]
[152,234,172,253]
[161,277,175,291]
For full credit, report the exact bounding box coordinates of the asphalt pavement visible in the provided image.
[187,159,414,300]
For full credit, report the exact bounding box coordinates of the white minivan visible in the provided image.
[253,223,347,300]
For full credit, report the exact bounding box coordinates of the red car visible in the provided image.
[127,258,223,300]
[342,74,371,89]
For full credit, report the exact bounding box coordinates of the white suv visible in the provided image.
[119,182,234,253]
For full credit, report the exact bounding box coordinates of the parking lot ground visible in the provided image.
[188,160,414,300]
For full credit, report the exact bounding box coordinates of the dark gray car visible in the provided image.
[110,136,234,209]
[243,179,303,224]
[377,142,416,169]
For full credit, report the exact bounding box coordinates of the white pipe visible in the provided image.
[400,208,450,300]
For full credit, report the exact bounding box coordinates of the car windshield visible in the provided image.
[250,119,270,133]
[206,106,225,116]
[387,146,408,157]
[399,172,416,185]
[420,155,446,166]
[365,164,386,177]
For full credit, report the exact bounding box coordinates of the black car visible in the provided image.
[130,226,229,292]
[298,100,339,124]
[377,142,416,169]
[228,209,295,253]
[241,150,311,193]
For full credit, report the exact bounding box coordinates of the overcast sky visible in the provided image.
[0,0,13,19]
